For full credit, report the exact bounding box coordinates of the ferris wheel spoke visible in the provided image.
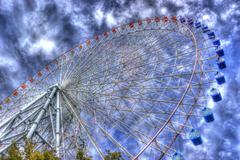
[71,36,192,83]
[68,88,202,108]
[69,61,195,91]
[64,28,168,78]
[67,28,188,81]
[95,108,176,157]
[71,68,212,93]
[73,89,191,147]
[61,92,105,159]
[65,83,201,119]
[59,57,66,85]
[64,38,120,81]
[116,102,190,137]
[71,49,196,86]
[67,37,160,82]
[60,56,76,85]
[62,39,114,83]
[95,123,134,158]
[112,98,193,136]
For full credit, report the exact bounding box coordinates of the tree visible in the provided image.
[104,151,123,160]
[43,150,59,160]
[29,151,44,160]
[76,148,91,160]
[5,142,22,160]
[3,140,122,160]
[24,140,35,160]
[24,140,59,160]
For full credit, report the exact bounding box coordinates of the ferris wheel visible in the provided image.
[0,16,226,160]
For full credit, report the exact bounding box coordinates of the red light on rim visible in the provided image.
[45,65,49,71]
[37,71,42,77]
[29,77,34,83]
[94,35,99,41]
[129,22,134,28]
[146,18,151,23]
[138,20,142,26]
[112,28,117,33]
[86,40,91,45]
[13,90,18,96]
[172,16,177,23]
[155,17,160,22]
[163,16,168,23]
[104,32,108,37]
[21,83,27,89]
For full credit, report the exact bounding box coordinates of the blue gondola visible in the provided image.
[213,39,221,47]
[180,17,186,23]
[210,88,222,102]
[202,26,210,33]
[195,22,201,29]
[207,32,215,39]
[216,49,224,57]
[187,19,194,26]
[172,152,184,160]
[189,129,202,145]
[217,57,226,69]
[201,107,214,123]
[215,72,226,85]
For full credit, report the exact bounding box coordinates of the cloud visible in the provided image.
[28,38,56,57]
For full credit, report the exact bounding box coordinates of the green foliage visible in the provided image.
[42,151,59,160]
[5,142,22,160]
[3,140,59,160]
[23,140,59,160]
[24,140,35,160]
[29,151,44,160]
[76,149,91,160]
[104,151,123,160]
[3,140,123,160]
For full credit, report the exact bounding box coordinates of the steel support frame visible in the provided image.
[26,87,58,139]
[56,91,61,157]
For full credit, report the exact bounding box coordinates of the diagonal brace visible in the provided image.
[26,87,58,139]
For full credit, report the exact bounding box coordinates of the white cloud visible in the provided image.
[129,0,154,18]
[30,38,56,56]
[105,11,117,28]
[159,7,168,15]
[94,6,104,26]
[0,56,19,72]
[197,9,218,28]
[220,4,237,21]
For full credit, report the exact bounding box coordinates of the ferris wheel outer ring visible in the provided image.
[0,16,206,159]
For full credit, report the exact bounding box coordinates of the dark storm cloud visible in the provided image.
[0,0,239,159]
[164,2,184,14]
[43,2,59,22]
[23,0,37,12]
[0,67,15,98]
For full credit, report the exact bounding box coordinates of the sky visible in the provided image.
[0,0,239,159]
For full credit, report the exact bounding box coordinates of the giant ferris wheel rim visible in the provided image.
[0,15,221,160]
[1,16,199,153]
